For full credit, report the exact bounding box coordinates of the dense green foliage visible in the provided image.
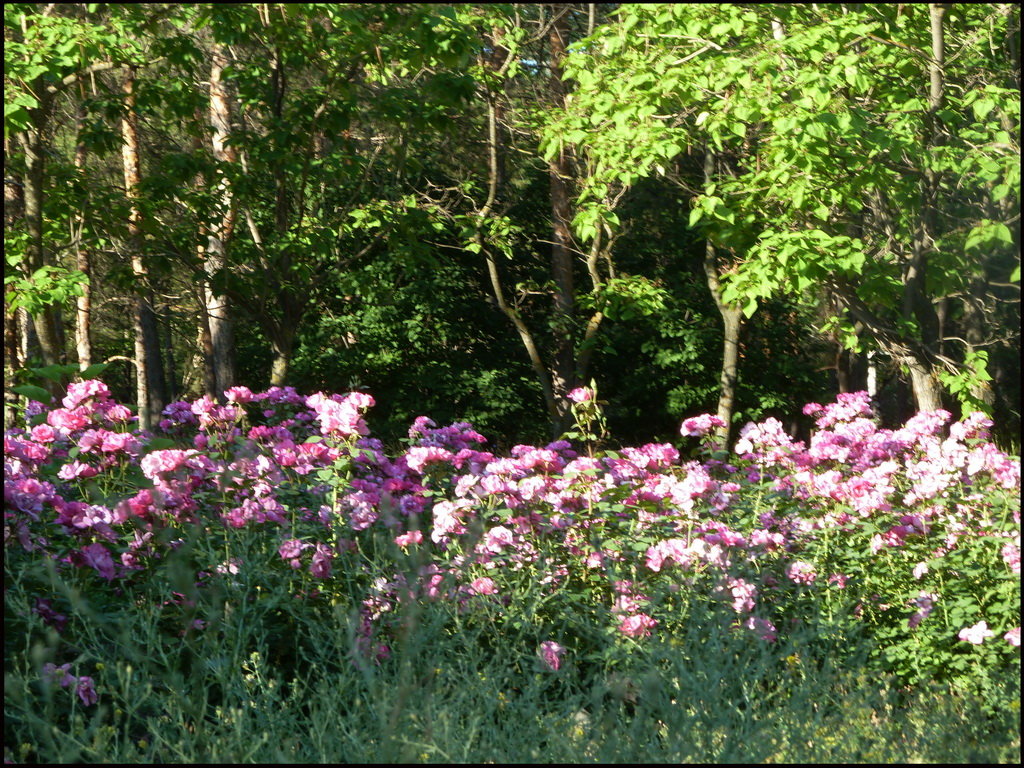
[6,3,1019,447]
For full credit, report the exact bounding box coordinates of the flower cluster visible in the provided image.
[5,384,1020,705]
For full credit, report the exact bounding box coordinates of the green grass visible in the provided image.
[5,548,1020,764]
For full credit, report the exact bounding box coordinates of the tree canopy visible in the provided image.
[5,3,1020,446]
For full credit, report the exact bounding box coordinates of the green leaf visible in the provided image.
[78,363,110,380]
[12,384,52,402]
[972,98,995,121]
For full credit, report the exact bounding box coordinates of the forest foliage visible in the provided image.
[4,3,1020,446]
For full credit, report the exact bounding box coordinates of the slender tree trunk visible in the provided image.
[475,23,560,427]
[204,43,237,396]
[547,5,576,432]
[73,100,93,371]
[717,308,743,439]
[121,65,167,429]
[900,4,948,413]
[703,148,743,449]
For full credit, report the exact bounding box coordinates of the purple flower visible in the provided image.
[33,598,68,632]
[75,676,98,706]
[311,542,334,579]
[538,640,567,671]
[79,543,116,581]
[42,663,75,688]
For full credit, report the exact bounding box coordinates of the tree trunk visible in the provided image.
[160,302,178,403]
[121,65,167,429]
[899,4,948,414]
[717,307,743,442]
[204,43,238,397]
[475,22,561,428]
[17,90,65,372]
[269,322,298,387]
[904,356,944,412]
[73,100,93,371]
[703,148,744,449]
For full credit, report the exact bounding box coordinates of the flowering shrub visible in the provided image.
[4,383,1020,715]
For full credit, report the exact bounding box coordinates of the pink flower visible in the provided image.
[99,431,138,454]
[1002,541,1020,575]
[140,449,195,480]
[618,613,657,638]
[786,560,817,585]
[1004,627,1020,647]
[62,379,111,410]
[481,525,514,553]
[224,386,254,403]
[306,392,372,439]
[538,640,567,671]
[102,403,134,423]
[567,387,593,403]
[907,592,937,629]
[470,577,498,596]
[394,530,424,548]
[47,407,91,433]
[278,538,311,563]
[57,460,100,481]
[743,616,777,642]
[405,445,454,474]
[715,576,757,613]
[310,542,333,579]
[679,414,726,438]
[30,424,58,443]
[958,620,995,645]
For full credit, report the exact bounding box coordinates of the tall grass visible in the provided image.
[5,533,1019,764]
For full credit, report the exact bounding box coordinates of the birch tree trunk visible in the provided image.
[204,42,238,397]
[73,98,92,371]
[121,65,167,429]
